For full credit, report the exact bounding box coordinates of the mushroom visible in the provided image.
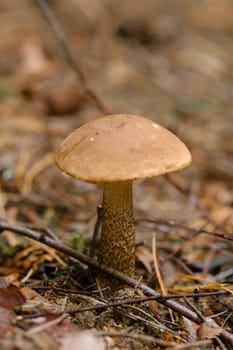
[55,114,191,289]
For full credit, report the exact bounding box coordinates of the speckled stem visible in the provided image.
[98,181,135,289]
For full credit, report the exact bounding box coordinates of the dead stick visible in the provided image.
[0,220,232,346]
[136,218,233,242]
[89,205,103,258]
[20,291,230,321]
[36,0,111,115]
[31,285,229,300]
[31,286,230,301]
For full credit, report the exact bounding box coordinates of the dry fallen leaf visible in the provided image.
[3,332,59,350]
[197,322,222,340]
[0,283,25,335]
[135,244,153,273]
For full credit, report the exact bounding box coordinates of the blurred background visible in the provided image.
[0,0,232,239]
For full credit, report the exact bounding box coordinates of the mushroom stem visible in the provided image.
[98,180,135,287]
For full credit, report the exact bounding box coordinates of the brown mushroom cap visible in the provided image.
[55,114,191,183]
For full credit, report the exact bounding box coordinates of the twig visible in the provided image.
[183,297,228,350]
[215,335,228,350]
[25,313,67,335]
[21,268,34,284]
[136,218,233,242]
[21,152,54,194]
[152,233,175,322]
[96,330,177,347]
[166,339,212,350]
[89,205,103,257]
[30,285,101,295]
[112,303,179,335]
[0,220,232,346]
[67,297,154,315]
[36,0,111,114]
[152,233,167,296]
[165,174,230,235]
[25,224,61,243]
[30,285,231,312]
[166,291,229,299]
[165,174,211,220]
[183,297,205,322]
[21,290,231,316]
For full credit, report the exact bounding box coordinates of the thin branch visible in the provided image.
[152,233,167,296]
[89,205,103,258]
[31,285,230,302]
[215,336,228,350]
[25,313,67,335]
[136,218,233,242]
[152,232,175,322]
[166,339,212,350]
[30,285,101,295]
[0,220,232,346]
[27,288,231,313]
[36,0,111,115]
[165,174,211,220]
[96,330,177,347]
[165,174,230,234]
[183,297,205,322]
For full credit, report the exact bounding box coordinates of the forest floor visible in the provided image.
[0,1,232,349]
